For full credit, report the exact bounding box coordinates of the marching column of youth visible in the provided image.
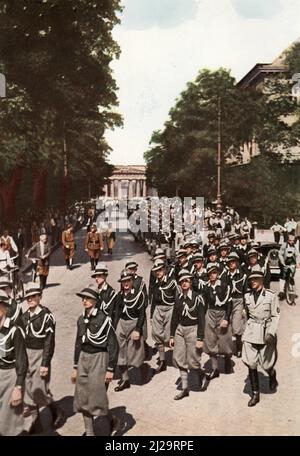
[242,271,280,407]
[113,269,146,391]
[71,285,119,436]
[150,259,178,374]
[169,269,206,400]
[0,276,23,327]
[226,252,248,358]
[0,290,28,436]
[62,224,76,270]
[21,282,63,433]
[202,263,233,380]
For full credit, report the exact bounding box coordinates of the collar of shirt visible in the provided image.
[30,305,42,316]
[99,282,108,292]
[156,275,167,284]
[83,306,98,319]
[124,288,135,296]
[179,289,193,300]
[209,279,221,289]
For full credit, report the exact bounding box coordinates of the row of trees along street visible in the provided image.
[145,43,300,227]
[0,1,123,224]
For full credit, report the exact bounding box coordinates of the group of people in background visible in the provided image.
[1,199,300,436]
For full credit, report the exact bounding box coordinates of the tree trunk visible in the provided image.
[32,168,48,211]
[0,167,24,224]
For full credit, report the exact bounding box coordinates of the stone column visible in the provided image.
[118,180,122,199]
[136,180,140,197]
[142,180,147,197]
[128,180,133,198]
[110,180,114,198]
[103,184,108,197]
[131,180,136,197]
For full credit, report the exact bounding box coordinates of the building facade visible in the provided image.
[102,165,157,199]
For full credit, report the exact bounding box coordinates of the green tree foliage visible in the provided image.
[0,0,122,221]
[145,44,300,225]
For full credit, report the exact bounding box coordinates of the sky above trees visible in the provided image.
[106,0,300,165]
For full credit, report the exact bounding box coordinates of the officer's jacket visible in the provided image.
[97,282,117,320]
[114,288,146,334]
[202,279,232,321]
[150,275,178,318]
[227,268,247,298]
[62,230,75,248]
[74,307,118,372]
[170,290,206,341]
[21,306,55,367]
[0,319,28,385]
[84,231,103,251]
[192,267,208,293]
[243,288,280,344]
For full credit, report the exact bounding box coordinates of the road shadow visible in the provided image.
[109,406,136,436]
[243,372,278,396]
[45,283,61,289]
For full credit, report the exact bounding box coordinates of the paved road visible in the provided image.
[23,222,300,436]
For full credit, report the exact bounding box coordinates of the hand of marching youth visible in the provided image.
[40,366,49,378]
[169,337,175,349]
[105,371,114,383]
[196,340,204,350]
[71,368,77,384]
[220,319,229,329]
[131,330,140,341]
[10,387,22,407]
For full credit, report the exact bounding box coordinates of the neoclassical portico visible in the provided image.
[102,165,150,199]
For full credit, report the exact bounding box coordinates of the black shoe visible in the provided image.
[269,370,278,391]
[200,375,210,391]
[248,392,260,407]
[114,380,130,392]
[174,389,189,401]
[28,415,43,435]
[206,369,220,381]
[278,292,285,301]
[154,360,167,374]
[236,351,242,358]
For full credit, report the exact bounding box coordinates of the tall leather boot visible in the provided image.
[268,368,278,391]
[248,368,260,407]
[235,336,242,358]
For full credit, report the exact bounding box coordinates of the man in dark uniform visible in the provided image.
[125,261,150,357]
[242,271,280,407]
[0,290,28,436]
[0,277,23,327]
[237,234,250,266]
[91,263,116,319]
[114,270,146,391]
[203,263,233,382]
[21,282,63,433]
[191,252,208,294]
[226,252,247,357]
[170,269,206,400]
[174,248,191,282]
[218,241,231,270]
[151,259,178,374]
[245,249,271,289]
[71,284,119,436]
[203,233,216,259]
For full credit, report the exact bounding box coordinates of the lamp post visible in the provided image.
[216,96,222,210]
